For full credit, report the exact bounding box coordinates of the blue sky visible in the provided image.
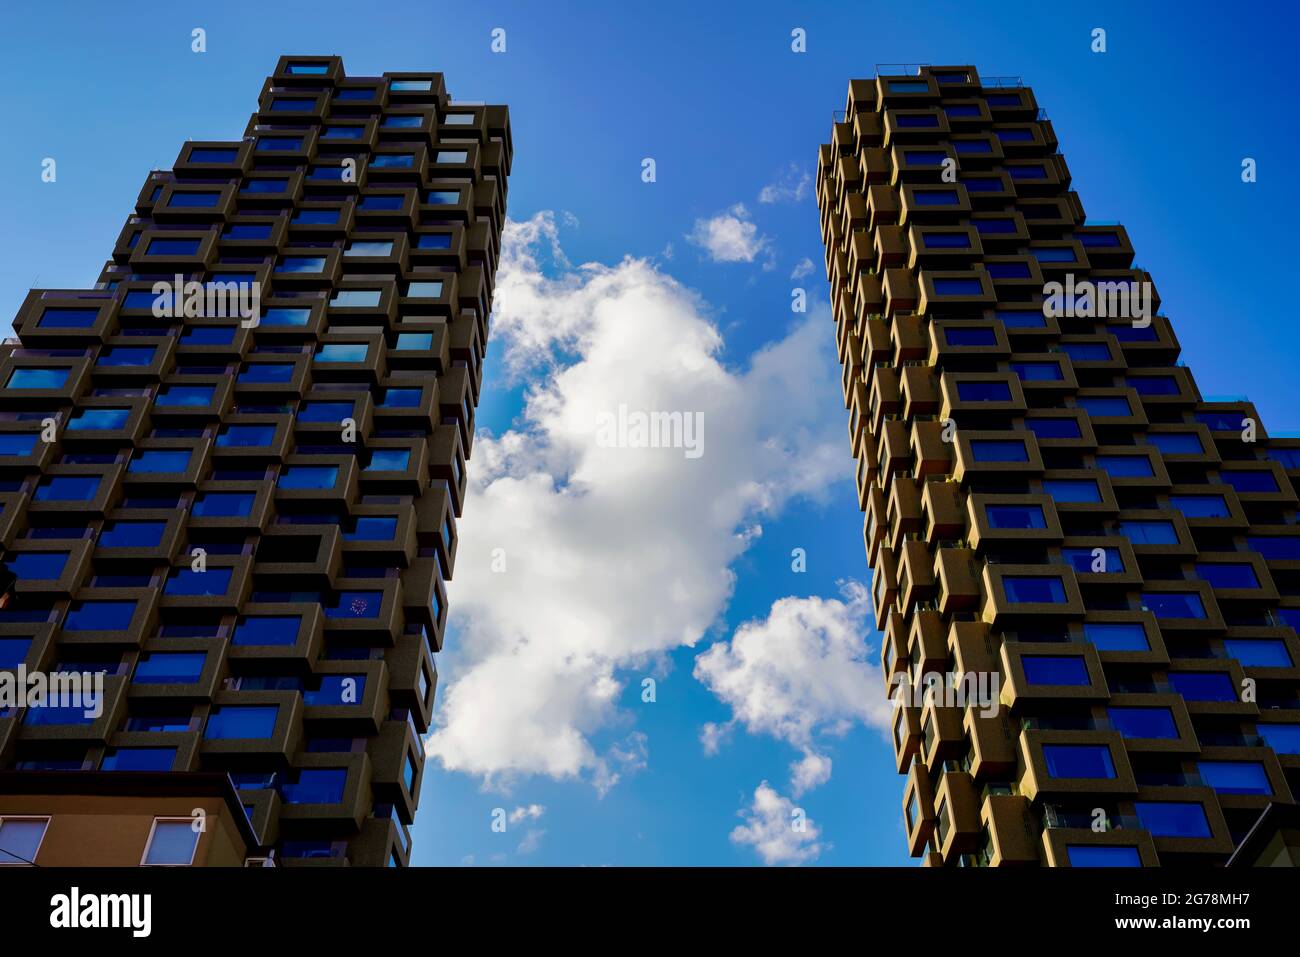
[1,1,1296,866]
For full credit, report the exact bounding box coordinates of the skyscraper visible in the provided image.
[0,56,510,867]
[818,66,1300,866]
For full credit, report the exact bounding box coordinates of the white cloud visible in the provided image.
[423,212,845,793]
[790,257,815,281]
[758,164,812,204]
[508,804,546,825]
[730,782,825,866]
[693,582,891,794]
[516,829,546,855]
[686,203,770,264]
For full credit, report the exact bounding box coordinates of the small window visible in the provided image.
[1043,479,1100,504]
[1067,845,1141,867]
[145,238,202,257]
[277,256,326,274]
[205,706,279,740]
[888,80,930,93]
[278,466,339,490]
[1096,455,1153,479]
[261,307,311,327]
[1002,574,1068,605]
[142,819,201,866]
[64,600,136,631]
[134,652,207,684]
[1148,433,1202,455]
[1143,592,1207,619]
[233,616,302,647]
[970,440,1028,463]
[1063,547,1124,574]
[933,278,983,296]
[168,191,222,209]
[434,151,468,164]
[956,381,1012,402]
[0,817,50,865]
[164,566,233,597]
[129,450,191,473]
[1135,802,1211,839]
[913,190,959,207]
[1025,417,1081,439]
[330,290,382,308]
[192,492,255,517]
[99,521,167,549]
[7,369,69,390]
[1083,622,1149,652]
[1168,672,1235,702]
[1224,639,1291,668]
[188,148,238,163]
[1221,470,1280,494]
[985,505,1045,530]
[390,79,433,91]
[1043,744,1115,779]
[345,241,394,257]
[238,364,295,384]
[316,344,369,363]
[1011,362,1063,382]
[1169,494,1229,519]
[37,307,98,329]
[1196,563,1259,589]
[405,281,443,298]
[156,385,215,407]
[1108,707,1178,739]
[1021,654,1088,684]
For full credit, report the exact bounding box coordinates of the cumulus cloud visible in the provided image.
[693,582,891,794]
[730,782,824,866]
[685,203,770,264]
[758,164,812,204]
[790,257,815,281]
[508,804,545,825]
[423,212,844,793]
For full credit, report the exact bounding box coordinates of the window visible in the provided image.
[1022,655,1089,685]
[416,233,452,249]
[346,241,394,257]
[68,407,130,430]
[1259,724,1300,755]
[7,368,68,389]
[1077,396,1130,417]
[97,346,156,367]
[64,600,136,631]
[304,674,366,706]
[0,434,36,456]
[366,449,410,471]
[1198,761,1271,796]
[37,307,98,329]
[281,769,347,804]
[145,238,201,257]
[270,98,314,111]
[326,591,382,619]
[975,218,1016,234]
[904,151,948,165]
[205,706,279,739]
[188,147,237,163]
[0,817,50,865]
[1066,845,1140,867]
[1031,247,1075,263]
[956,381,1012,402]
[985,504,1046,530]
[395,333,433,351]
[164,566,232,597]
[331,290,382,308]
[33,476,100,502]
[98,521,166,549]
[181,326,235,345]
[260,307,311,327]
[1007,165,1047,180]
[0,638,32,668]
[134,652,206,684]
[217,425,276,448]
[233,616,301,646]
[1026,417,1081,439]
[1083,622,1149,652]
[101,747,176,771]
[1221,470,1279,494]
[1043,480,1101,504]
[1128,376,1179,396]
[370,154,414,168]
[277,256,326,274]
[987,262,1032,279]
[888,80,929,93]
[1248,536,1300,561]
[7,552,69,580]
[1168,672,1237,702]
[405,281,443,298]
[316,344,369,363]
[255,138,302,152]
[192,492,255,517]
[358,195,404,210]
[933,279,983,296]
[278,466,338,490]
[168,191,221,208]
[1195,412,1244,432]
[298,401,354,423]
[944,327,994,345]
[913,189,959,206]
[382,115,424,129]
[344,517,398,541]
[1063,547,1124,574]
[1135,802,1211,838]
[142,819,200,866]
[1148,433,1202,455]
[1043,744,1115,779]
[391,78,433,91]
[239,364,295,384]
[1096,455,1153,478]
[1108,707,1177,739]
[434,151,468,164]
[1060,343,1110,362]
[970,440,1028,463]
[1118,520,1178,546]
[378,388,421,408]
[1143,592,1207,619]
[1224,639,1291,667]
[953,140,991,154]
[129,450,191,473]
[995,310,1045,329]
[156,385,214,407]
[1196,563,1259,589]
[1004,577,1068,604]
[1012,362,1063,382]
[242,178,288,194]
